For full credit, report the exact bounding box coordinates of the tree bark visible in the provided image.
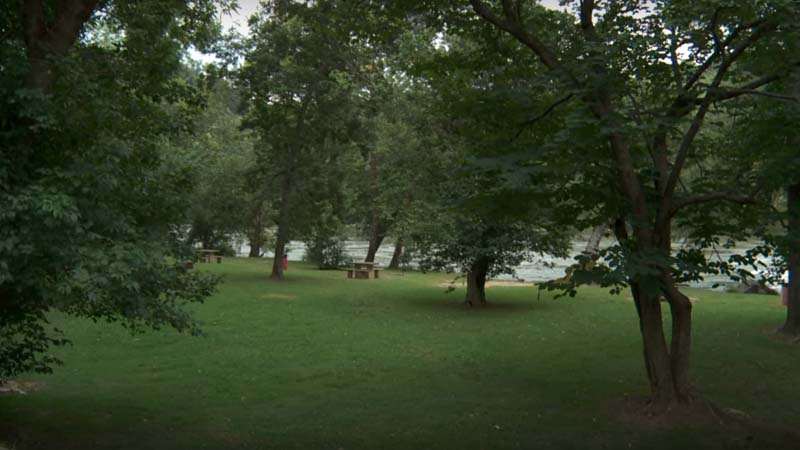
[615,218,689,406]
[388,239,403,269]
[248,241,262,258]
[583,224,606,258]
[365,232,385,263]
[247,204,265,258]
[270,231,287,280]
[636,288,677,406]
[781,182,800,335]
[628,282,654,392]
[365,153,384,263]
[22,0,99,92]
[270,175,292,280]
[662,276,694,401]
[465,256,490,306]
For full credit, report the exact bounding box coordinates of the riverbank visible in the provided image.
[242,239,779,291]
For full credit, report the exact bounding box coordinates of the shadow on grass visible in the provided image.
[408,297,545,315]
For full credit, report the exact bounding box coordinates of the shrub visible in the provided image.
[304,235,351,269]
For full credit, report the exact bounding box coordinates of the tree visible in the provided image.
[456,0,800,406]
[387,24,576,306]
[0,0,228,378]
[721,71,800,336]
[415,198,570,306]
[177,79,262,255]
[240,0,368,280]
[757,74,800,337]
[345,81,431,265]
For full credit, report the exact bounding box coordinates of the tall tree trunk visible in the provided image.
[270,231,286,280]
[629,282,654,392]
[365,233,385,263]
[663,277,694,401]
[781,182,800,335]
[271,175,292,280]
[583,224,606,258]
[247,204,265,258]
[365,153,383,263]
[22,0,99,92]
[248,240,262,258]
[636,288,677,406]
[388,239,404,269]
[615,218,688,406]
[465,256,490,306]
[656,218,694,402]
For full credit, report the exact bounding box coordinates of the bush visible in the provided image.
[304,235,351,269]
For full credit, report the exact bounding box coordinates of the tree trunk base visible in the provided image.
[778,324,800,337]
[613,392,723,425]
[464,298,487,307]
[774,326,800,343]
[617,392,800,447]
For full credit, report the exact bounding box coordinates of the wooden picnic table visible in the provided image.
[197,249,222,264]
[348,261,381,279]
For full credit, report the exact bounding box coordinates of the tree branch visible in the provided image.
[663,19,777,202]
[668,27,683,87]
[514,93,574,139]
[50,0,99,54]
[651,134,670,194]
[580,0,596,33]
[22,0,46,51]
[500,0,517,20]
[697,72,798,103]
[468,0,561,69]
[22,0,99,90]
[682,18,766,92]
[708,88,798,103]
[709,7,726,59]
[670,192,758,216]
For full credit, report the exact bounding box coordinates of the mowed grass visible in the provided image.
[1,258,797,450]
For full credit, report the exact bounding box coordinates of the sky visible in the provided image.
[218,0,567,35]
[189,0,568,63]
[220,0,260,35]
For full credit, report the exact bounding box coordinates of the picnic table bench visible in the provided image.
[197,249,222,264]
[347,261,381,279]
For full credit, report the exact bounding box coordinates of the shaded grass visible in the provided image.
[1,258,797,449]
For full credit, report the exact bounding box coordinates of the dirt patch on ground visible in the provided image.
[604,395,800,448]
[436,280,535,288]
[0,380,46,395]
[257,294,295,300]
[605,395,723,431]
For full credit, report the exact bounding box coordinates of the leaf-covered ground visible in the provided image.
[1,258,797,449]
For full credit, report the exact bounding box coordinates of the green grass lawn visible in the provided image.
[1,258,797,450]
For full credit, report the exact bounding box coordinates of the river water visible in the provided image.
[239,239,779,291]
